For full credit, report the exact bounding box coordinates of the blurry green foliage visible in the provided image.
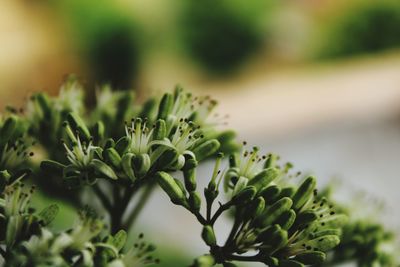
[56,0,140,89]
[180,0,272,75]
[315,0,400,59]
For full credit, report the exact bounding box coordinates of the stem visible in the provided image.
[93,183,113,211]
[226,254,260,262]
[0,247,6,259]
[225,217,242,246]
[210,202,231,225]
[206,198,213,222]
[123,183,156,230]
[110,185,125,233]
[192,210,207,225]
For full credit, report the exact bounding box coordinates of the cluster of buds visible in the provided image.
[41,88,223,188]
[0,115,32,172]
[0,171,59,252]
[26,78,86,159]
[157,145,347,267]
[316,184,400,266]
[7,207,158,267]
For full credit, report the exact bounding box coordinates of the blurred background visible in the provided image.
[1,0,400,265]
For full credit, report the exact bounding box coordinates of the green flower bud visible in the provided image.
[157,93,173,120]
[121,153,136,182]
[264,153,278,169]
[115,136,130,155]
[257,197,293,228]
[183,156,198,170]
[323,214,348,228]
[173,154,186,170]
[232,186,257,205]
[133,153,151,177]
[189,191,201,212]
[153,119,167,140]
[35,93,52,119]
[156,172,187,206]
[0,170,11,191]
[279,186,296,198]
[258,224,281,242]
[269,228,288,252]
[248,196,266,218]
[311,229,341,239]
[306,235,340,251]
[90,159,118,180]
[293,251,326,264]
[93,121,105,144]
[216,130,236,144]
[112,230,127,251]
[276,209,296,230]
[192,139,220,161]
[103,148,122,169]
[67,112,91,141]
[248,168,279,191]
[174,178,187,196]
[154,148,179,169]
[104,138,115,150]
[183,167,197,192]
[201,225,216,246]
[294,210,318,228]
[260,184,281,204]
[204,187,219,205]
[192,254,215,267]
[292,176,316,210]
[0,115,17,144]
[115,93,133,122]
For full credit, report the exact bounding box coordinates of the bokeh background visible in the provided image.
[1,0,400,266]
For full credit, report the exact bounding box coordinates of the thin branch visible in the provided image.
[206,198,213,222]
[93,183,113,211]
[192,210,207,225]
[225,217,242,246]
[123,183,156,230]
[226,254,260,262]
[210,202,231,225]
[0,246,6,259]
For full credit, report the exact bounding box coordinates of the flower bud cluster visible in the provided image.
[161,146,348,267]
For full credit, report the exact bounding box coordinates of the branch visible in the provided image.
[227,254,261,262]
[192,210,207,225]
[92,183,113,211]
[123,183,156,230]
[0,246,6,259]
[210,202,232,225]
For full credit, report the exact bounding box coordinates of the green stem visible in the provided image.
[93,183,113,211]
[123,183,156,231]
[206,198,213,222]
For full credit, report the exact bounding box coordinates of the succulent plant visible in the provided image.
[0,78,397,267]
